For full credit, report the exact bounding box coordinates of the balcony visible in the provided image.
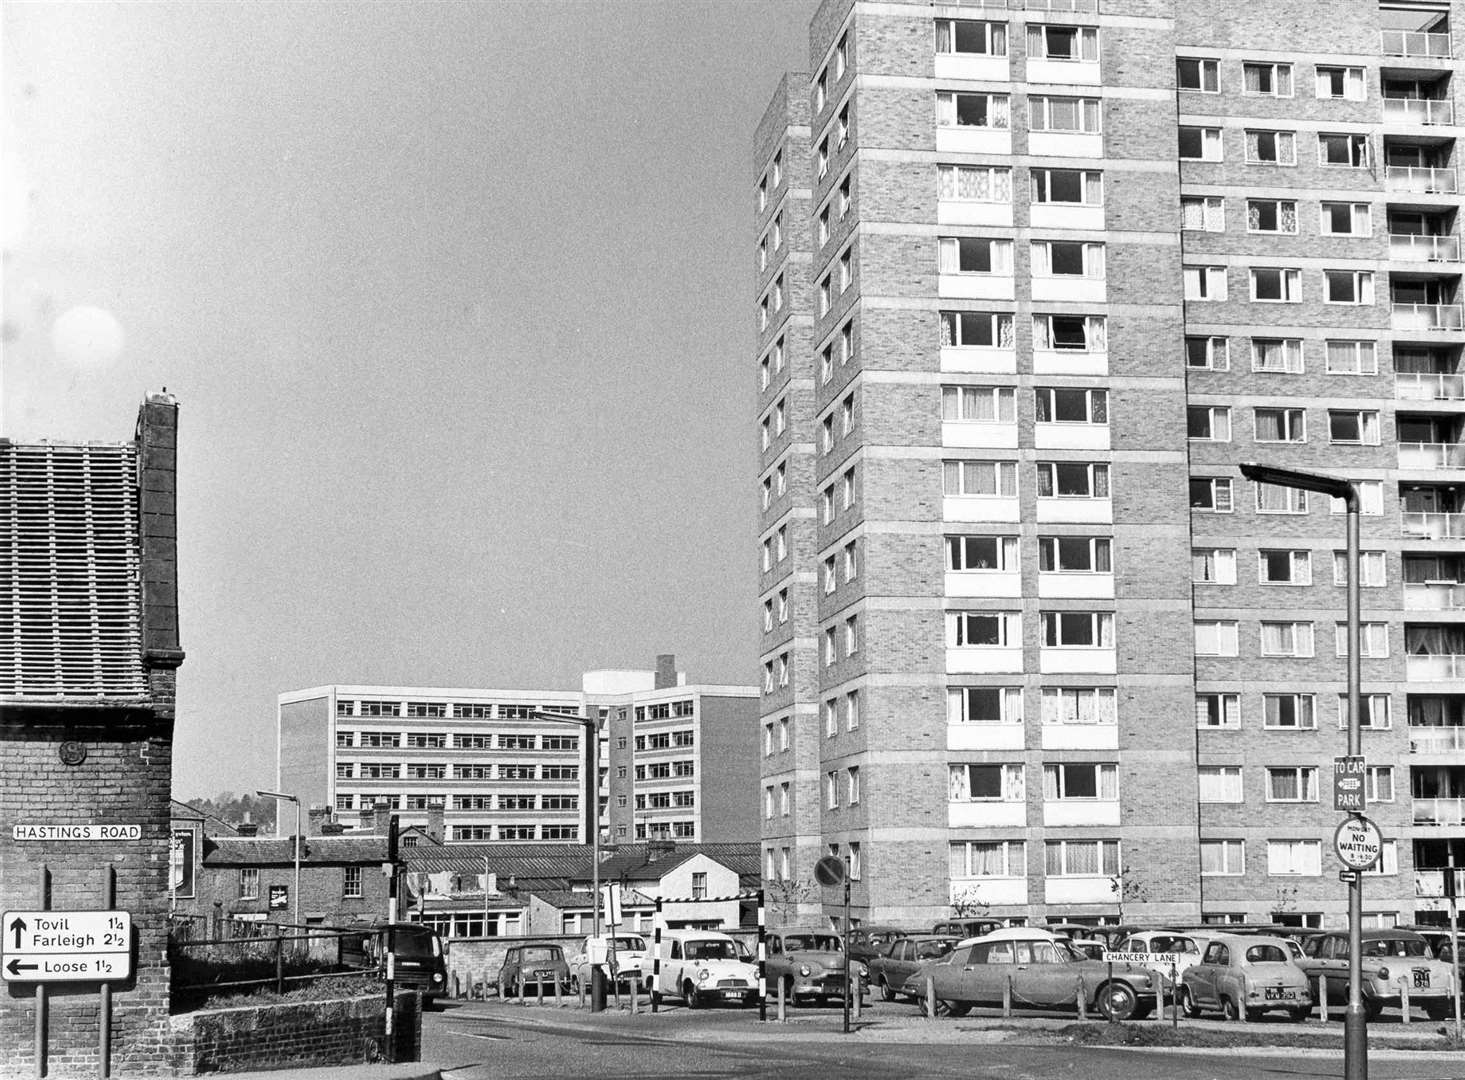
[1399,441,1465,469]
[1386,166,1458,194]
[1415,797,1465,826]
[1383,98,1456,125]
[1404,511,1465,539]
[1381,29,1454,58]
[1411,726,1465,752]
[1397,372,1465,400]
[1406,582,1465,610]
[1391,234,1462,263]
[1025,0,1096,10]
[1408,654,1465,680]
[1393,303,1465,331]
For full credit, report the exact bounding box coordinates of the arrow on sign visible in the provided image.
[9,917,25,948]
[6,959,38,975]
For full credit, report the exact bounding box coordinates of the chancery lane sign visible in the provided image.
[12,824,143,841]
[1,910,133,982]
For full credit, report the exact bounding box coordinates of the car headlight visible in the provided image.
[856,963,869,979]
[432,973,443,983]
[697,968,710,983]
[1377,966,1389,982]
[799,964,811,977]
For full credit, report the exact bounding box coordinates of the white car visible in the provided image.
[652,929,759,1008]
[567,933,650,992]
[1115,930,1207,977]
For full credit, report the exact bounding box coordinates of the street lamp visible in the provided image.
[1239,463,1364,1080]
[256,789,302,928]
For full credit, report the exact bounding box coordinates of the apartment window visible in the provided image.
[950,840,1026,879]
[1195,620,1239,656]
[1268,840,1321,875]
[773,399,785,435]
[1027,23,1098,61]
[1255,407,1306,443]
[336,762,354,779]
[813,70,826,114]
[939,237,1014,275]
[1247,199,1297,234]
[1178,126,1223,160]
[1190,477,1233,512]
[841,467,855,509]
[949,686,1023,724]
[1316,65,1365,99]
[1366,766,1395,803]
[1041,686,1116,725]
[1245,129,1296,164]
[837,175,851,217]
[239,868,259,899]
[819,485,834,523]
[1041,611,1113,648]
[776,525,787,561]
[1036,461,1109,499]
[1320,202,1371,236]
[343,865,363,899]
[1181,196,1225,231]
[1196,693,1240,728]
[936,17,1008,53]
[948,611,1020,647]
[937,91,1011,129]
[1201,840,1245,876]
[825,771,840,809]
[1044,763,1117,801]
[763,723,774,756]
[335,730,354,748]
[949,762,1025,801]
[838,250,852,291]
[816,207,830,248]
[838,322,853,364]
[840,396,854,437]
[1266,767,1319,802]
[1188,405,1231,441]
[1261,620,1315,657]
[1030,168,1102,205]
[761,476,773,512]
[835,32,847,78]
[820,415,835,455]
[775,462,787,497]
[1250,268,1301,302]
[1251,337,1303,373]
[1030,95,1101,133]
[1192,547,1236,584]
[1332,550,1386,587]
[1334,622,1389,658]
[777,653,790,687]
[941,311,1014,348]
[359,732,399,748]
[1039,536,1111,574]
[1330,480,1383,516]
[1319,133,1369,166]
[335,794,353,811]
[1198,766,1243,803]
[1339,694,1391,730]
[1176,57,1218,91]
[818,276,830,315]
[1184,265,1228,301]
[1186,336,1229,371]
[1325,340,1377,375]
[1035,387,1106,424]
[836,105,849,150]
[938,164,1012,203]
[1264,693,1316,729]
[1031,240,1105,278]
[1045,839,1120,877]
[1032,315,1105,351]
[1324,270,1375,305]
[1328,409,1381,444]
[846,766,861,805]
[943,460,1018,497]
[948,534,1019,572]
[844,615,859,657]
[843,541,858,582]
[762,661,774,693]
[1243,61,1292,96]
[944,386,1016,423]
[1259,549,1311,585]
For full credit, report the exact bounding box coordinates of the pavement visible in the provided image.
[210,1063,442,1080]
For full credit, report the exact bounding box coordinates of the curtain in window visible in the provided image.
[1031,242,1051,276]
[1032,317,1050,350]
[1090,391,1108,423]
[948,765,970,801]
[1084,172,1102,204]
[1279,202,1297,231]
[996,316,1014,348]
[1065,842,1099,874]
[1082,99,1100,132]
[1048,97,1079,130]
[991,97,1011,129]
[1003,765,1024,801]
[1276,67,1292,95]
[1247,203,1262,231]
[1269,770,1298,800]
[1244,65,1265,92]
[1261,623,1291,653]
[1042,766,1060,801]
[1255,410,1283,441]
[1080,29,1098,61]
[990,241,1012,274]
[936,93,956,127]
[971,843,1004,877]
[1098,613,1114,646]
[936,21,952,53]
[1025,25,1044,57]
[1099,766,1117,800]
[1092,465,1110,498]
[1085,244,1105,278]
[1086,317,1106,350]
[1245,130,1262,159]
[949,843,968,878]
[939,238,960,273]
[940,314,954,347]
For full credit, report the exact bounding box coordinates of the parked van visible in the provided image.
[366,923,447,1005]
[652,929,759,1008]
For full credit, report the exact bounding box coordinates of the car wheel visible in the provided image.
[684,982,702,1009]
[1180,986,1202,1019]
[1363,999,1384,1023]
[879,977,896,1003]
[1288,1007,1310,1023]
[1099,981,1139,1022]
[1221,996,1239,1022]
[943,1000,972,1018]
[1425,1002,1453,1022]
[1245,1006,1264,1023]
[570,975,580,995]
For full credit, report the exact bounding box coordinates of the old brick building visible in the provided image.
[756,0,1464,928]
[0,393,183,1076]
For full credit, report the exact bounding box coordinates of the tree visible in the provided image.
[1109,868,1151,924]
[764,877,818,924]
[950,887,990,919]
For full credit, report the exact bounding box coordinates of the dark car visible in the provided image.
[765,929,866,1005]
[846,925,909,966]
[498,943,571,997]
[362,923,448,1006]
[868,935,957,1002]
[1298,929,1455,1021]
[932,917,1005,940]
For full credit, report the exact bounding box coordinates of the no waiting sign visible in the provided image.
[1334,816,1383,871]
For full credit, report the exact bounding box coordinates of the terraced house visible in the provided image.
[755,0,1463,929]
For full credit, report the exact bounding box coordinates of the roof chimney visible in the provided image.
[646,839,675,863]
[373,802,392,836]
[654,654,677,690]
[307,806,331,836]
[426,800,445,844]
[235,822,258,837]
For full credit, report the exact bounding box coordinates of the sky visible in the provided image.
[2,0,817,799]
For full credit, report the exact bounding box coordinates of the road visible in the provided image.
[426,999,1465,1080]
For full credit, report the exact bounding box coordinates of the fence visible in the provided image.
[170,926,376,1008]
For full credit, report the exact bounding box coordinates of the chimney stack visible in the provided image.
[307,806,331,836]
[654,654,677,690]
[646,839,675,863]
[426,800,445,844]
[373,802,392,836]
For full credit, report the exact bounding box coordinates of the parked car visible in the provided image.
[918,928,1157,1020]
[765,929,867,1005]
[845,925,909,966]
[498,943,571,997]
[1180,934,1312,1021]
[868,935,957,1002]
[1403,924,1464,966]
[363,923,448,1006]
[1297,929,1456,1021]
[1114,930,1207,977]
[932,917,1005,940]
[652,929,759,1008]
[567,933,649,992]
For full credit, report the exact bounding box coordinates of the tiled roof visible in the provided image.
[204,836,387,867]
[402,841,761,885]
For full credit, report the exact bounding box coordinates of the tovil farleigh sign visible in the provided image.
[1,910,133,982]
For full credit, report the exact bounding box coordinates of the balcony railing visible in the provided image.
[1408,654,1465,680]
[1391,234,1462,263]
[1381,29,1455,57]
[1024,0,1096,10]
[1386,166,1459,194]
[1415,797,1465,826]
[1405,582,1465,610]
[1410,725,1465,752]
[1399,441,1465,469]
[1403,511,1465,539]
[1393,303,1465,331]
[1397,372,1465,400]
[1383,98,1456,125]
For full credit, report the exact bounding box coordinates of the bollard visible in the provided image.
[577,974,586,1007]
[629,973,640,1015]
[1318,975,1329,1022]
[518,972,527,1005]
[1401,977,1411,1024]
[776,976,787,1022]
[1003,975,1012,1018]
[851,973,862,1024]
[555,976,564,1008]
[1077,977,1087,1021]
[537,973,546,1006]
[452,973,460,1000]
[925,974,937,1020]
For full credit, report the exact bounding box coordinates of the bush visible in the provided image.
[171,938,369,1013]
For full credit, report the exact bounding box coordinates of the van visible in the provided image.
[368,923,447,1005]
[652,928,759,1008]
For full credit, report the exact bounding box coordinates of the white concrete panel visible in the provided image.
[1035,498,1113,524]
[1045,876,1117,905]
[940,274,1017,300]
[952,878,1027,906]
[1037,573,1114,599]
[1033,423,1110,451]
[1039,648,1117,675]
[949,801,1027,828]
[1031,277,1107,304]
[946,571,1023,598]
[1044,800,1120,827]
[1040,724,1119,751]
[935,55,1011,81]
[1030,204,1105,231]
[946,646,1024,673]
[943,420,1019,449]
[1032,351,1107,376]
[945,496,1022,522]
[1027,59,1101,85]
[937,201,1014,228]
[1028,132,1103,158]
[948,723,1025,751]
[941,348,1017,374]
[936,128,1014,155]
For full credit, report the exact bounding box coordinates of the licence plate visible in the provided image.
[534,970,554,979]
[1415,970,1430,989]
[1264,988,1295,1001]
[722,990,744,1000]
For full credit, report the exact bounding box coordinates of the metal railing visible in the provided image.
[1414,798,1465,826]
[1386,166,1458,193]
[1407,654,1465,681]
[1381,29,1454,57]
[1399,441,1465,469]
[1409,726,1465,753]
[1392,303,1465,331]
[1390,234,1461,263]
[1383,98,1456,125]
[171,927,377,1004]
[1397,372,1465,400]
[1403,511,1465,539]
[1024,0,1096,9]
[1405,582,1465,611]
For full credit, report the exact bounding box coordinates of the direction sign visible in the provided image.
[12,824,142,842]
[1,910,132,982]
[1334,816,1384,871]
[1333,756,1366,812]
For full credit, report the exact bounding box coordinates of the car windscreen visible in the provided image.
[521,947,561,964]
[784,935,841,952]
[1362,937,1430,958]
[611,937,647,952]
[1151,936,1197,954]
[685,940,739,961]
[1244,945,1290,964]
[390,929,439,958]
[916,940,955,959]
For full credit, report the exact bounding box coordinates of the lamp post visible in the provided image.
[1240,462,1364,1080]
[528,708,604,1011]
[256,789,301,928]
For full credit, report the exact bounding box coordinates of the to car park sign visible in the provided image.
[1334,815,1384,871]
[1333,756,1366,812]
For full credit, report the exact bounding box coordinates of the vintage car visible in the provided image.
[567,932,649,992]
[1114,929,1207,977]
[497,943,571,997]
[652,929,759,1008]
[1179,934,1311,1021]
[932,917,1005,940]
[1297,929,1456,1021]
[918,928,1157,1020]
[765,929,867,1005]
[868,934,957,1001]
[845,925,909,966]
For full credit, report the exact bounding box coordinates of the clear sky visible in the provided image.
[3,0,817,798]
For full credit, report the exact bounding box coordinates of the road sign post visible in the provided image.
[2,910,133,983]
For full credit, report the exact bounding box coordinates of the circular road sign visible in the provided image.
[1334,815,1383,870]
[814,855,846,886]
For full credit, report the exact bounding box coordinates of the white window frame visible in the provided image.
[1338,693,1392,731]
[1315,65,1365,100]
[944,386,1018,423]
[1028,95,1101,133]
[1253,406,1307,443]
[943,459,1019,497]
[1179,126,1223,161]
[1250,338,1304,373]
[1244,129,1297,165]
[1250,268,1302,302]
[938,164,1013,205]
[1267,839,1322,876]
[1263,693,1317,730]
[1265,767,1319,803]
[1328,409,1381,445]
[1040,686,1117,725]
[1190,477,1233,512]
[947,610,1022,648]
[937,91,1012,130]
[1334,622,1390,658]
[940,237,1015,276]
[1258,548,1311,585]
[1332,550,1385,587]
[947,534,1020,572]
[1259,620,1315,658]
[1177,57,1219,93]
[935,18,1008,56]
[1186,336,1229,371]
[1247,199,1298,234]
[1324,340,1378,375]
[1192,547,1236,584]
[1319,202,1371,237]
[1181,195,1226,232]
[1030,168,1103,205]
[1188,405,1232,442]
[1201,839,1245,876]
[1243,61,1293,97]
[1196,692,1240,728]
[1038,535,1112,574]
[1194,620,1239,656]
[1198,766,1243,803]
[949,686,1025,725]
[1040,610,1114,649]
[1035,461,1109,500]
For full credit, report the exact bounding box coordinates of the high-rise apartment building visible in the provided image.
[277,657,759,846]
[756,0,1462,929]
